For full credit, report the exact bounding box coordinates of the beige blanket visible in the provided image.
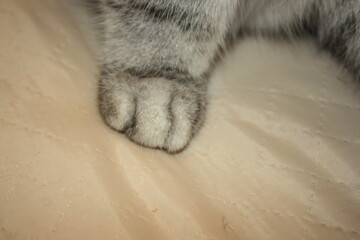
[1,0,359,239]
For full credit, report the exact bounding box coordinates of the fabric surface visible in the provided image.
[1,0,360,239]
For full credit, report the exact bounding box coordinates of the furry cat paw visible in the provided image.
[98,71,207,153]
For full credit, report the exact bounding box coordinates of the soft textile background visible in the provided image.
[1,0,359,239]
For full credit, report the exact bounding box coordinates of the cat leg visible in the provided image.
[245,0,360,81]
[316,1,360,80]
[97,0,238,153]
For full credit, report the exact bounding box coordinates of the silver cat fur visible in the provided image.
[92,0,360,153]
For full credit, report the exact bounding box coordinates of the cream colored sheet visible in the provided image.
[1,0,360,239]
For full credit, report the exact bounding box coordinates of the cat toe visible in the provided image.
[99,72,206,153]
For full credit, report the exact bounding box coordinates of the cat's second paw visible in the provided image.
[99,71,207,153]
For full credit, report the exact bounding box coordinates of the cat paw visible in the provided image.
[98,71,207,153]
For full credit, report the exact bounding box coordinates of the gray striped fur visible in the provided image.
[93,0,360,153]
